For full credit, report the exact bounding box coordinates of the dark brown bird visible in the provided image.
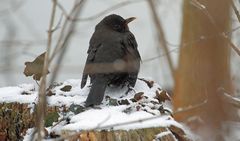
[81,14,141,106]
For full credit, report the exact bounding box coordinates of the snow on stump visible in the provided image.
[0,79,192,141]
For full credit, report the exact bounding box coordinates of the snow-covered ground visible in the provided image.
[0,79,193,140]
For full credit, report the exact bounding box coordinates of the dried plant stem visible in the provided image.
[49,0,83,63]
[147,0,175,78]
[221,92,240,108]
[35,0,57,140]
[231,1,240,23]
[55,0,144,22]
[49,0,85,84]
[218,88,240,108]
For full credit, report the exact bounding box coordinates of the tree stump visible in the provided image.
[0,79,193,141]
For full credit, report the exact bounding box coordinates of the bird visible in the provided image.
[81,14,141,106]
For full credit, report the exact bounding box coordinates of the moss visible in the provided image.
[45,112,60,127]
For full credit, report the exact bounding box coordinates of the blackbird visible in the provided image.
[81,14,141,106]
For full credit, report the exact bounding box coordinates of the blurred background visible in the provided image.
[0,0,182,89]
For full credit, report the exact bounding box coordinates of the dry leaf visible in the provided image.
[118,99,130,105]
[138,78,154,88]
[60,85,72,92]
[155,90,171,102]
[23,52,49,81]
[134,92,144,101]
[169,125,192,141]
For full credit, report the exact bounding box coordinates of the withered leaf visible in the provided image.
[155,90,171,102]
[108,98,119,106]
[60,85,72,92]
[105,95,111,99]
[23,52,49,81]
[44,128,49,137]
[157,105,173,116]
[49,131,60,138]
[138,78,154,88]
[69,104,85,114]
[46,90,55,96]
[134,92,144,101]
[169,125,191,141]
[21,91,32,95]
[123,107,132,113]
[118,99,130,105]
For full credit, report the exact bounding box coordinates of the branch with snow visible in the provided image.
[218,88,240,108]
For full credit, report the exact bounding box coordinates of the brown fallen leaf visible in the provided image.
[134,92,144,101]
[44,128,49,138]
[49,131,60,138]
[155,90,171,102]
[23,52,49,81]
[46,90,56,96]
[118,99,130,105]
[60,85,72,92]
[168,125,192,141]
[138,78,154,88]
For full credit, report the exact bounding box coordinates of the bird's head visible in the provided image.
[96,14,136,33]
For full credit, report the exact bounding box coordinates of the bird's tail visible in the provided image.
[81,74,88,88]
[85,76,108,106]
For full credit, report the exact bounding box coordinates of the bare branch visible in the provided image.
[49,0,86,84]
[231,1,240,23]
[173,99,208,115]
[77,0,145,21]
[147,0,175,78]
[218,88,240,108]
[143,25,240,62]
[56,0,145,22]
[34,0,57,140]
[190,0,240,57]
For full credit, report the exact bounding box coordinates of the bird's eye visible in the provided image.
[114,24,121,29]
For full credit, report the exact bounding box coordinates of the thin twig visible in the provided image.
[190,0,240,56]
[147,0,175,78]
[55,0,145,22]
[49,0,86,84]
[142,26,240,62]
[231,0,240,23]
[50,13,63,32]
[218,88,240,108]
[34,0,57,140]
[174,99,208,115]
[49,0,83,63]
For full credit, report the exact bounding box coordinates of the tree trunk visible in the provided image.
[173,0,234,140]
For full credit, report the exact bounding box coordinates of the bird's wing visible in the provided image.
[123,32,141,61]
[81,44,100,88]
[122,32,141,87]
